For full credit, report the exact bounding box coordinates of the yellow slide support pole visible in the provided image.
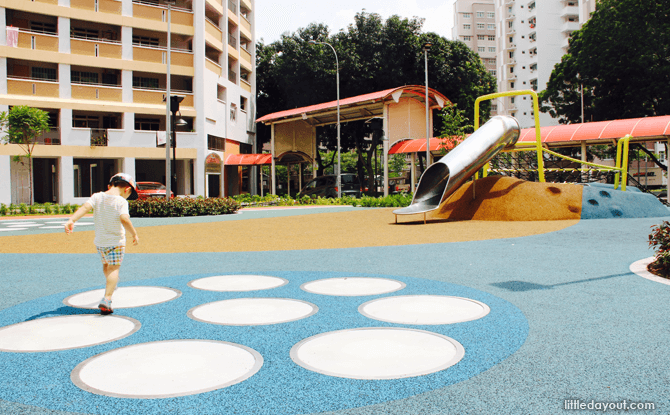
[474,90,545,182]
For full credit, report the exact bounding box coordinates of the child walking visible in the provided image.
[65,173,140,315]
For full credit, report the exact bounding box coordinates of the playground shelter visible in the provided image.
[255,86,450,196]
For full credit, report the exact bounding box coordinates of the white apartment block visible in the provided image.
[0,0,256,205]
[493,0,593,128]
[452,0,498,115]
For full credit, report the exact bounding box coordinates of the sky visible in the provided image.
[255,0,456,44]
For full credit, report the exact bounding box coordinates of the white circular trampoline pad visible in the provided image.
[359,295,490,325]
[64,286,181,309]
[300,277,405,296]
[188,275,287,292]
[72,340,263,398]
[189,298,318,326]
[0,315,140,352]
[291,327,464,379]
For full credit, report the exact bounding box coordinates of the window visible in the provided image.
[71,27,99,40]
[135,117,160,131]
[230,103,237,122]
[31,67,57,81]
[476,12,485,18]
[489,47,496,52]
[463,24,471,30]
[30,22,57,35]
[133,77,159,89]
[132,35,159,47]
[489,70,496,76]
[463,13,471,19]
[488,24,495,30]
[72,71,99,84]
[510,82,515,88]
[509,51,514,58]
[478,47,485,52]
[489,35,495,41]
[240,97,247,111]
[509,36,514,43]
[491,105,497,111]
[462,36,472,41]
[487,12,495,18]
[478,35,485,40]
[477,23,485,29]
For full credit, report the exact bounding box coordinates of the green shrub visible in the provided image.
[43,203,52,215]
[649,221,670,278]
[0,204,7,215]
[19,203,28,214]
[129,197,241,218]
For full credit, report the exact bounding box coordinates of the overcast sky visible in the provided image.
[255,0,456,44]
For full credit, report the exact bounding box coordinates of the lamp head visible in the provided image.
[308,40,316,45]
[423,42,432,51]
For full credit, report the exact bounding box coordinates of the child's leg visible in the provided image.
[102,264,121,300]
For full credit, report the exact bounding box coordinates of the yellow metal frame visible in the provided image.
[473,90,630,191]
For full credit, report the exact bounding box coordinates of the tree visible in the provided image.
[437,102,472,154]
[0,106,50,204]
[540,0,670,123]
[256,11,496,193]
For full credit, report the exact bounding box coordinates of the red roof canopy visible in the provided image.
[388,137,461,154]
[517,115,670,145]
[225,154,272,165]
[256,86,450,126]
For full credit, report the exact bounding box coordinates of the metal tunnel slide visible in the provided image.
[393,115,520,216]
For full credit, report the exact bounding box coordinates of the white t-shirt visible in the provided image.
[86,192,129,247]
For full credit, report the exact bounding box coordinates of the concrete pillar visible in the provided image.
[0,155,11,205]
[59,64,71,99]
[122,157,136,179]
[58,17,70,53]
[59,156,74,204]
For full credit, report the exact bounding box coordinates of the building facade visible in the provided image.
[452,0,498,116]
[493,0,589,128]
[0,0,255,205]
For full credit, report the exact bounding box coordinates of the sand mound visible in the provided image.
[430,176,582,221]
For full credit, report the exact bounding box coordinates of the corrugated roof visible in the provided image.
[256,86,450,125]
[517,115,670,145]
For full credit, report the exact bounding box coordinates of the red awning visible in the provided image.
[225,154,272,165]
[517,115,670,145]
[388,137,461,154]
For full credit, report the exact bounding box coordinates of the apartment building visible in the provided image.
[0,0,255,205]
[452,0,498,116]
[493,0,590,128]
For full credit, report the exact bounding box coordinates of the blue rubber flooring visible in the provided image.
[0,208,669,414]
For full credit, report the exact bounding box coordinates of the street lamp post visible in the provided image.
[309,40,341,198]
[423,43,432,169]
[163,0,175,200]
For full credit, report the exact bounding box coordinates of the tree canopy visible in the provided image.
[540,0,670,123]
[255,11,496,191]
[0,105,50,204]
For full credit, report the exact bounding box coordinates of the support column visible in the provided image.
[121,157,136,178]
[383,106,389,197]
[59,156,74,204]
[271,124,276,195]
[411,152,416,193]
[581,141,587,183]
[0,155,11,205]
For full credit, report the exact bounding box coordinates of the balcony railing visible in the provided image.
[90,128,109,147]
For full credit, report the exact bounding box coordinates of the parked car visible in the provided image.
[298,174,362,198]
[389,177,410,193]
[136,182,174,199]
